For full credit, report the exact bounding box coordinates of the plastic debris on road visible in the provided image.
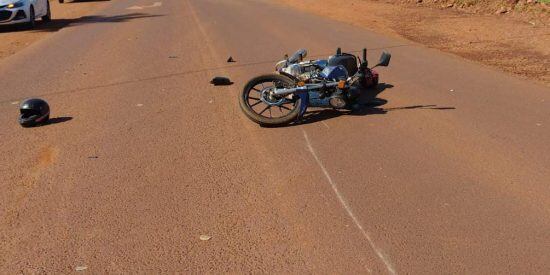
[75,266,88,271]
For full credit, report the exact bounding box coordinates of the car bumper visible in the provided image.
[0,7,29,25]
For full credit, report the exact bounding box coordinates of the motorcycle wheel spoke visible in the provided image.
[279,105,292,111]
[258,105,270,115]
[249,100,262,108]
[248,96,260,100]
[251,87,261,93]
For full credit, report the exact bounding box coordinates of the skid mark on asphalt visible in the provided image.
[37,146,58,167]
[302,129,396,274]
[0,46,408,106]
[4,146,59,226]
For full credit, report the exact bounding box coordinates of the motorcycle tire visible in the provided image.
[239,74,301,126]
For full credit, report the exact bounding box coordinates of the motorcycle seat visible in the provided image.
[328,53,358,76]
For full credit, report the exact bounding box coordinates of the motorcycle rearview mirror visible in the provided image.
[336,47,342,55]
[372,51,391,69]
[288,49,307,64]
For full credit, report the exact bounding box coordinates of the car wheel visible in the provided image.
[42,1,51,22]
[26,6,36,29]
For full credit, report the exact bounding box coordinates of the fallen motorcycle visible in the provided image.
[239,47,391,126]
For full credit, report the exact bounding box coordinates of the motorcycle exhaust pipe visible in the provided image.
[273,82,339,95]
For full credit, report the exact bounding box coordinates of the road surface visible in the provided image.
[1,0,549,273]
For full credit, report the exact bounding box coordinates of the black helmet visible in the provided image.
[19,98,50,127]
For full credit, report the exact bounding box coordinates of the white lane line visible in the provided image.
[321,121,330,129]
[302,129,396,275]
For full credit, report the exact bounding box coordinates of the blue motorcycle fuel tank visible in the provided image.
[319,65,348,80]
[313,60,328,69]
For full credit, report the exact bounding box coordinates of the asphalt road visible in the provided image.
[1,0,549,273]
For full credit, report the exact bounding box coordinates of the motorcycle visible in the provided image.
[238,47,391,126]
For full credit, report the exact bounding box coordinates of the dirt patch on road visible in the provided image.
[0,0,110,59]
[277,0,550,85]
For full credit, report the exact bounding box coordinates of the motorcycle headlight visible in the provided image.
[7,1,25,8]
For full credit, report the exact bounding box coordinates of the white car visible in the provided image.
[0,0,51,27]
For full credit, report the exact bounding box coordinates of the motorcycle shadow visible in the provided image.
[294,82,391,126]
[292,83,456,127]
[297,107,384,126]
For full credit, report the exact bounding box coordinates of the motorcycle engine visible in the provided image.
[281,62,319,81]
[328,90,347,109]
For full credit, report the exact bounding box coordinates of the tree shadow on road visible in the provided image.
[63,0,111,3]
[0,13,165,33]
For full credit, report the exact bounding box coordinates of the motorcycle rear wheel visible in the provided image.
[239,74,301,126]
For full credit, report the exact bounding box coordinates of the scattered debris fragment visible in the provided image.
[88,156,99,159]
[227,56,236,63]
[136,104,144,107]
[496,6,510,14]
[450,89,455,92]
[210,77,233,86]
[11,101,19,105]
[75,266,88,271]
[169,56,178,59]
[199,235,212,241]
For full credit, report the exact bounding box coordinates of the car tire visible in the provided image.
[42,1,51,22]
[26,6,36,29]
[59,0,64,3]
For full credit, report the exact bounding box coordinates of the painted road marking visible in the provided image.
[303,129,396,274]
[127,2,162,10]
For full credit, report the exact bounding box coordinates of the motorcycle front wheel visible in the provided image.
[239,74,302,126]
